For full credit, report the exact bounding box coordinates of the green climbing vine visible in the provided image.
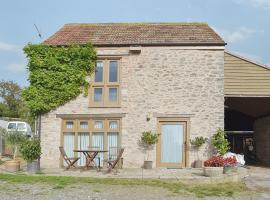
[23,43,97,116]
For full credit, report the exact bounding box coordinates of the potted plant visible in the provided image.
[0,128,26,172]
[212,128,229,156]
[203,128,230,177]
[190,136,207,168]
[223,156,238,174]
[140,131,158,169]
[20,138,41,174]
[204,155,237,176]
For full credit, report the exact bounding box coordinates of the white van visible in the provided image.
[6,121,33,137]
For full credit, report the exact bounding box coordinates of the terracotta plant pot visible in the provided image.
[143,160,153,169]
[203,167,223,177]
[194,160,203,168]
[5,160,20,172]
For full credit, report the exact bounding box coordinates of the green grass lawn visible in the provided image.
[0,173,248,198]
[0,160,4,165]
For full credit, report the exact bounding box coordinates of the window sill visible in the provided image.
[88,105,121,108]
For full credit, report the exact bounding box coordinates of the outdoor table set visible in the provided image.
[59,146,124,173]
[73,149,108,170]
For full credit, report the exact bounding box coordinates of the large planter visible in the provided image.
[143,160,153,169]
[203,167,223,177]
[223,165,238,174]
[194,160,203,168]
[27,160,40,174]
[5,160,20,172]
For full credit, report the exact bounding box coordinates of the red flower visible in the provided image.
[204,156,236,167]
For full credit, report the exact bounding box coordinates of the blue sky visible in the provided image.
[0,0,270,86]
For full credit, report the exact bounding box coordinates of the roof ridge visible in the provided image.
[44,22,225,46]
[64,22,209,27]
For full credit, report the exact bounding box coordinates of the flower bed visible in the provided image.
[203,156,237,177]
[204,156,237,167]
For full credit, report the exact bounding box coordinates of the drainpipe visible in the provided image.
[37,114,41,170]
[38,115,41,139]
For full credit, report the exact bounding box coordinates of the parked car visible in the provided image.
[7,121,33,137]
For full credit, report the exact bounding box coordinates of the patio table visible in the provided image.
[73,149,108,170]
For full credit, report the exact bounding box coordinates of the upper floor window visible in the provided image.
[90,59,120,107]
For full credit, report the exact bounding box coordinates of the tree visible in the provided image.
[0,80,34,127]
[0,80,22,118]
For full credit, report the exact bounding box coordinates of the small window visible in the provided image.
[17,123,26,130]
[66,121,74,129]
[109,61,118,82]
[94,88,103,102]
[94,121,103,129]
[109,121,118,129]
[109,88,117,102]
[80,121,88,129]
[7,123,16,129]
[90,59,120,107]
[95,62,103,82]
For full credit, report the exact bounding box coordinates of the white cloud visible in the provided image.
[0,41,20,51]
[7,63,26,73]
[233,0,270,8]
[214,27,256,44]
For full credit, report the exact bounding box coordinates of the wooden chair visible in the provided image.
[59,146,80,170]
[105,147,124,173]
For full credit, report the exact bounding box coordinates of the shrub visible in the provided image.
[212,128,229,156]
[0,128,27,160]
[20,138,41,162]
[190,136,207,148]
[141,131,158,146]
[204,156,237,167]
[140,131,158,161]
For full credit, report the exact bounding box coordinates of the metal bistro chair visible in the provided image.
[104,147,124,173]
[59,146,80,170]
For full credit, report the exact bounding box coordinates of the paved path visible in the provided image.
[244,166,270,200]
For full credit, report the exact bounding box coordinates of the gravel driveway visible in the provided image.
[0,166,270,200]
[0,180,263,200]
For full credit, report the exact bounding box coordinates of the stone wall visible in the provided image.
[254,115,270,164]
[40,46,224,168]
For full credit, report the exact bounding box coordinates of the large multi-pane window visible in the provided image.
[61,118,121,167]
[90,59,120,107]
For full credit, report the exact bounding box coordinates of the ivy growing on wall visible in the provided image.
[23,43,97,116]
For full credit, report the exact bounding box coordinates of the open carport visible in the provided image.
[224,51,270,165]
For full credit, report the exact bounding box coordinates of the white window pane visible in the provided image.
[109,121,118,129]
[161,124,183,163]
[95,62,103,82]
[66,121,74,129]
[63,133,75,166]
[80,122,88,129]
[108,132,119,160]
[78,133,89,166]
[92,132,104,166]
[94,88,102,102]
[109,88,117,102]
[94,121,103,129]
[109,61,118,82]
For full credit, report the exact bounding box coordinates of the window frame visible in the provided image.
[89,58,121,108]
[60,118,122,168]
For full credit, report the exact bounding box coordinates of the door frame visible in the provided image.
[156,117,190,168]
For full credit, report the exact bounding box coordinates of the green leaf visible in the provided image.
[23,43,97,116]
